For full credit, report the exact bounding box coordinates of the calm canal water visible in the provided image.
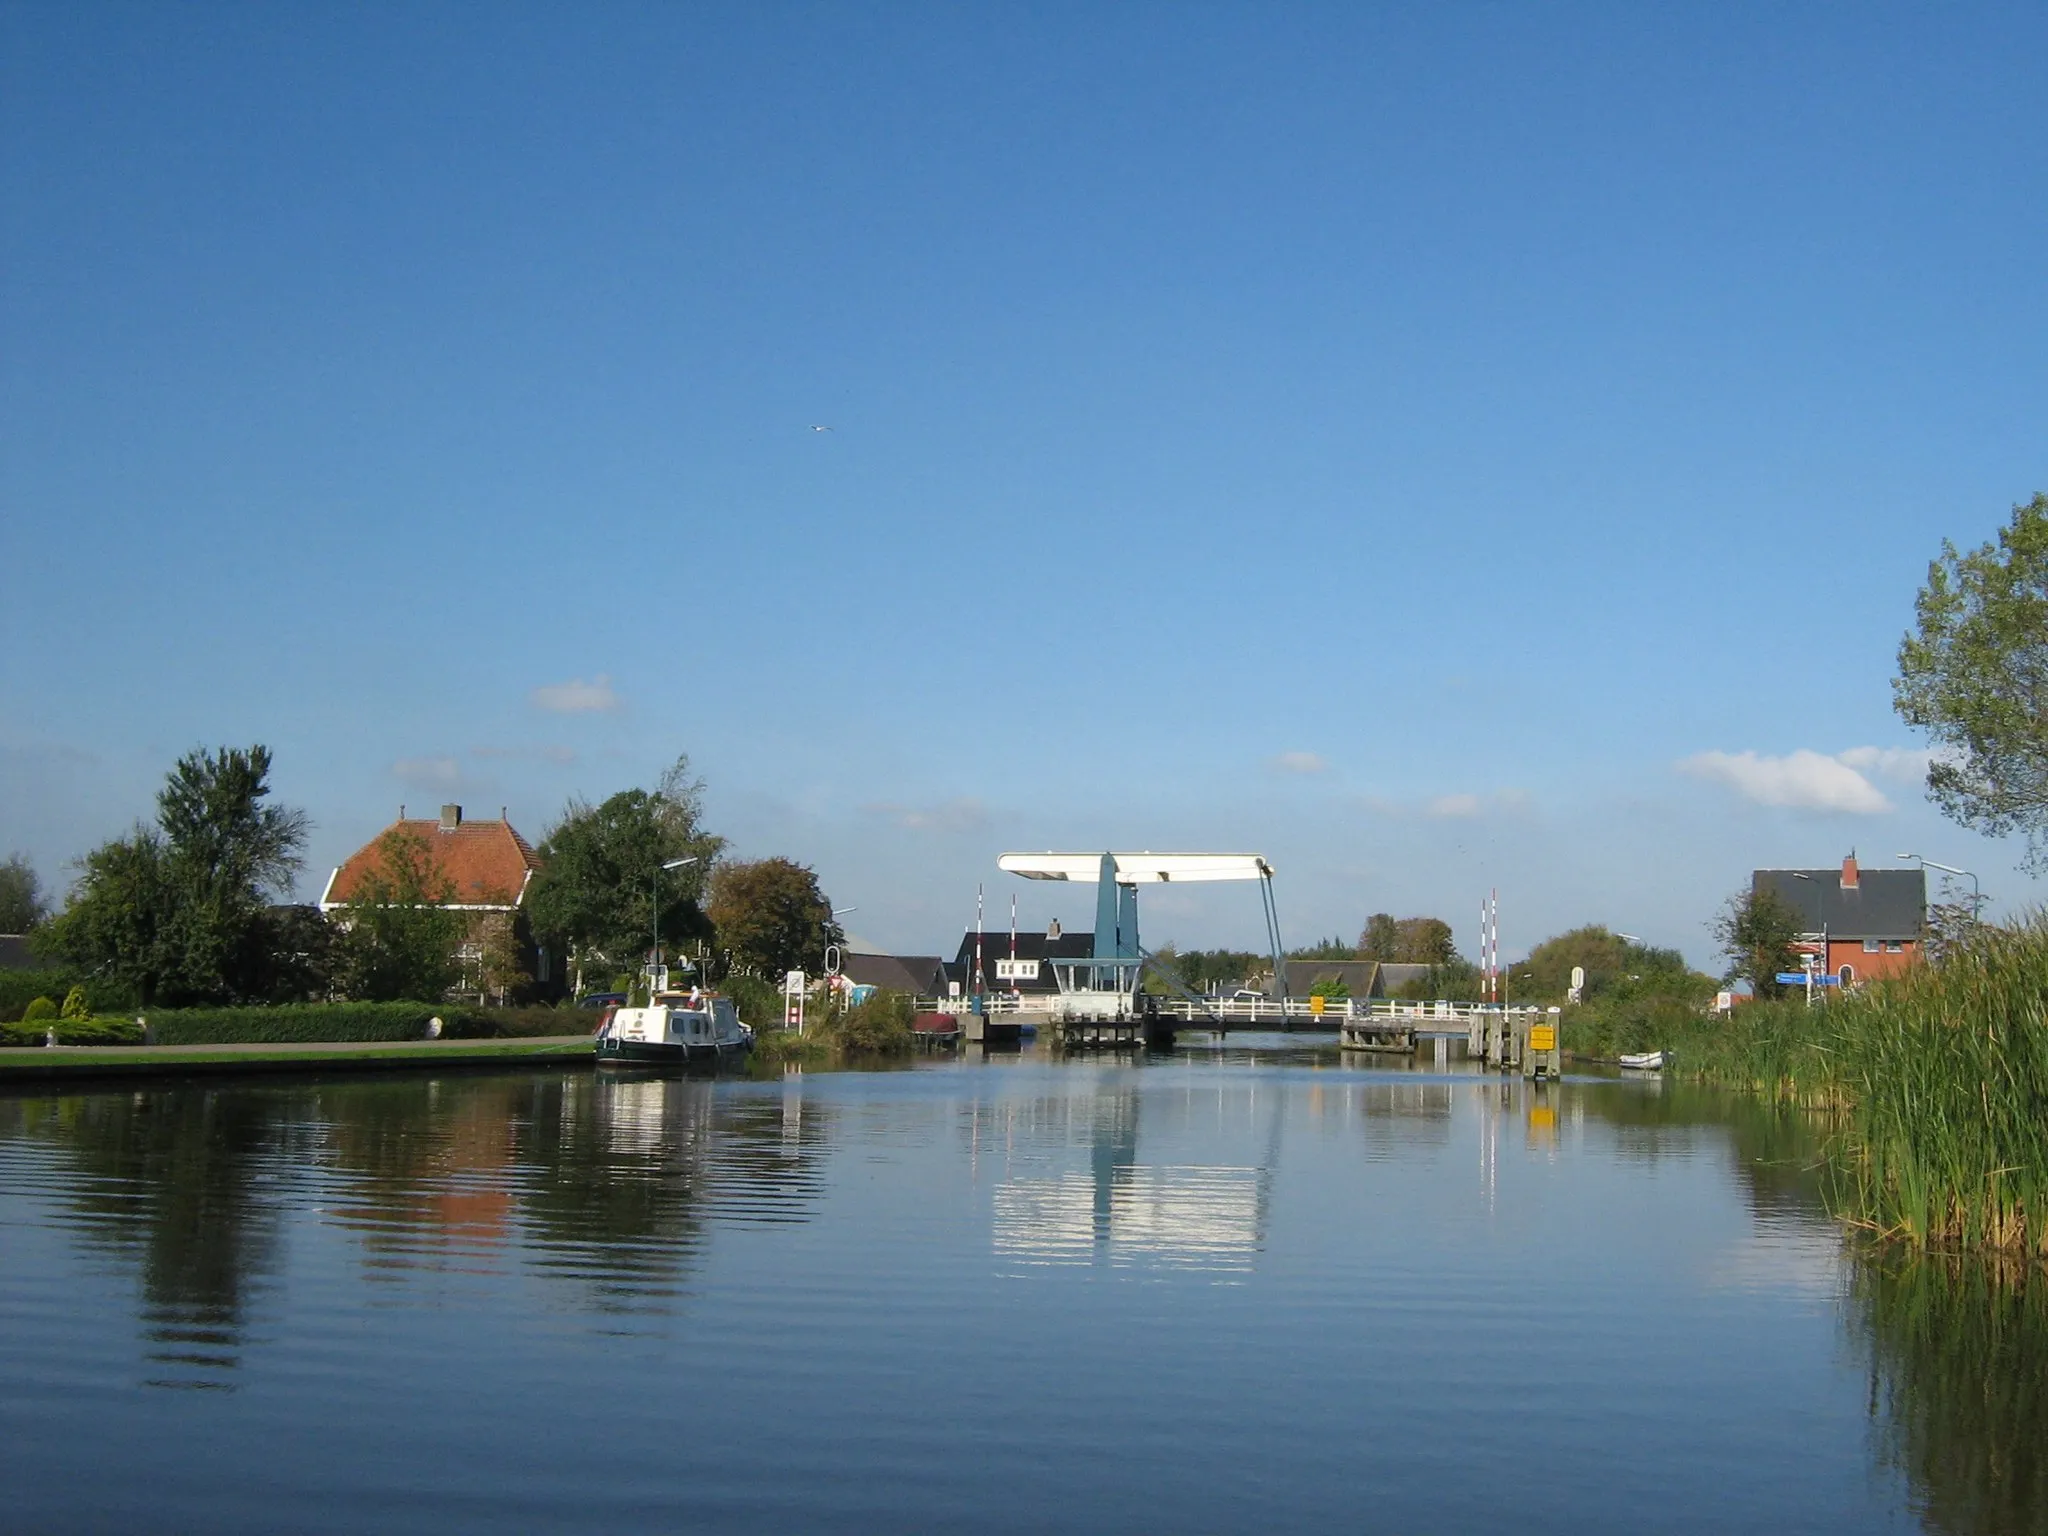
[1,1043,2040,1534]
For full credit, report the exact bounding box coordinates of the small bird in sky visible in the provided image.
[810,424,833,432]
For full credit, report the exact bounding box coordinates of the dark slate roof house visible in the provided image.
[1754,854,1927,985]
[841,953,950,996]
[947,927,1096,995]
[1754,856,1926,940]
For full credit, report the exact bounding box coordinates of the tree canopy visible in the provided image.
[1357,913,1460,965]
[1895,492,2048,867]
[41,746,309,1006]
[1713,885,1804,1001]
[1517,926,1693,1003]
[526,755,726,987]
[337,827,464,1002]
[705,858,841,979]
[0,854,46,933]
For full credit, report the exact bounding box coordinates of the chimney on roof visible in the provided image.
[400,804,406,820]
[1047,918,1062,938]
[440,804,462,831]
[1841,852,1860,889]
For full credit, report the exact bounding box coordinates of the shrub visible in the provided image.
[0,969,136,1023]
[0,1017,145,1047]
[134,1001,594,1045]
[60,985,89,1021]
[817,989,914,1053]
[21,996,57,1023]
[145,1002,462,1045]
[720,973,782,1031]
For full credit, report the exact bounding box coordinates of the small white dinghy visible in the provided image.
[1618,1050,1667,1071]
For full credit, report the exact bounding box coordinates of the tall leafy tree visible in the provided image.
[1357,913,1401,961]
[1895,491,2048,867]
[42,746,308,1006]
[1518,926,1694,1002]
[0,854,47,933]
[1713,885,1804,1001]
[705,858,841,980]
[337,827,464,1002]
[526,755,726,991]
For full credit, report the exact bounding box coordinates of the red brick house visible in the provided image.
[1753,854,1926,986]
[320,804,545,1000]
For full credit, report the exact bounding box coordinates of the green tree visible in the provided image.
[1393,916,1459,965]
[526,755,726,992]
[1895,492,2048,867]
[41,745,309,1006]
[706,858,841,980]
[1289,935,1357,960]
[1713,884,1804,1001]
[0,854,47,932]
[1518,926,1695,1003]
[338,827,464,1002]
[1358,913,1459,964]
[1357,913,1401,960]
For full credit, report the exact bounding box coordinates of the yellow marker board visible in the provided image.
[1530,1024,1556,1052]
[1310,995,1326,1016]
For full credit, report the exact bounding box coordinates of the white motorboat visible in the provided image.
[1618,1050,1667,1071]
[596,992,753,1067]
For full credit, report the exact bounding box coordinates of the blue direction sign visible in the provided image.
[1776,972,1841,985]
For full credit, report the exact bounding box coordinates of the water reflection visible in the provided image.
[977,1084,1275,1273]
[0,1060,2042,1532]
[1851,1254,2048,1536]
[2,1090,286,1389]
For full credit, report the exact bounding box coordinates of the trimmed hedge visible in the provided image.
[0,969,137,1023]
[0,1017,146,1047]
[139,1001,593,1045]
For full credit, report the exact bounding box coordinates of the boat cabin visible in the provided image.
[607,994,744,1048]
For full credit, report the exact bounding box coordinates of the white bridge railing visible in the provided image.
[912,994,1545,1027]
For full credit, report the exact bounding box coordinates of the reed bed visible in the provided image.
[1647,917,2048,1255]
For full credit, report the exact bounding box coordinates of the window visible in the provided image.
[1839,963,1856,986]
[1863,939,1882,953]
[1886,941,1903,954]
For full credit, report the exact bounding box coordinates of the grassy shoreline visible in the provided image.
[0,1035,595,1082]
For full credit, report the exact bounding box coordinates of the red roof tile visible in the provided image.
[321,818,540,910]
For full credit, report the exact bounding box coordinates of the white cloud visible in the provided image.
[471,745,577,764]
[862,798,990,833]
[1272,751,1329,775]
[1679,749,1893,814]
[1425,793,1484,819]
[391,756,463,791]
[530,675,621,713]
[1836,745,1939,784]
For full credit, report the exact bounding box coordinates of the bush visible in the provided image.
[21,996,57,1023]
[0,969,136,1023]
[60,985,89,1021]
[720,974,783,1031]
[0,1017,145,1047]
[145,1002,461,1045]
[134,1001,595,1045]
[816,989,915,1053]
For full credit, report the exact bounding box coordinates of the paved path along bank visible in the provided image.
[0,1035,597,1083]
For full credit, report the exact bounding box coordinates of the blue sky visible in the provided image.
[3,3,2044,966]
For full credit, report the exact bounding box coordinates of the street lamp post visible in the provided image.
[1897,853,1981,919]
[652,857,699,990]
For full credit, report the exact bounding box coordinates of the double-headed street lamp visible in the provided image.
[1896,853,1982,919]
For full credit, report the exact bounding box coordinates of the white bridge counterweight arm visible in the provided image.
[997,852,1275,884]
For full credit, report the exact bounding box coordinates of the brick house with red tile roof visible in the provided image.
[320,804,548,1000]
